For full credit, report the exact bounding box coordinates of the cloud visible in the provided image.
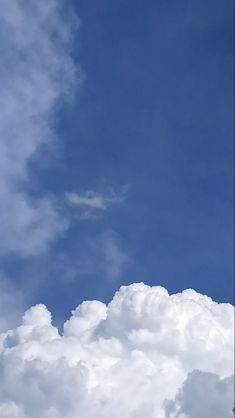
[65,190,122,210]
[0,283,233,417]
[164,370,234,418]
[0,276,25,333]
[0,0,77,258]
[55,232,129,282]
[100,232,129,280]
[65,186,128,219]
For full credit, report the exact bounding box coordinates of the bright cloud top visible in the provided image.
[0,283,233,418]
[0,0,77,257]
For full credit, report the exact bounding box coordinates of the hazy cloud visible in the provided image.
[0,275,25,333]
[0,0,77,257]
[54,232,129,282]
[65,186,129,219]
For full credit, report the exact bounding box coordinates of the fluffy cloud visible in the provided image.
[164,370,234,418]
[0,283,233,417]
[0,0,77,257]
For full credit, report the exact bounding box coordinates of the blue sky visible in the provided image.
[0,3,234,417]
[0,0,234,324]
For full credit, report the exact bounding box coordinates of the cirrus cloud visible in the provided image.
[65,185,129,220]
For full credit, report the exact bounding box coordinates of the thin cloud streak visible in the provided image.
[65,186,129,219]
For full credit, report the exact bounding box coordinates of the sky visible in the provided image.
[57,0,234,307]
[0,0,234,416]
[3,0,232,315]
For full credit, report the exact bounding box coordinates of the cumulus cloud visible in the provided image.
[0,283,233,417]
[164,370,234,418]
[0,0,77,257]
[65,186,128,219]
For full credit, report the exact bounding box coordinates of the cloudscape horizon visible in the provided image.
[0,0,234,417]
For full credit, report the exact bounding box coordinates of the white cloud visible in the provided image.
[65,190,121,210]
[0,0,77,257]
[0,283,233,417]
[65,186,128,219]
[164,371,234,418]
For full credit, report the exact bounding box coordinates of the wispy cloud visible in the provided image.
[100,232,129,281]
[0,0,78,258]
[65,186,129,219]
[0,274,25,332]
[54,231,130,283]
[65,190,122,210]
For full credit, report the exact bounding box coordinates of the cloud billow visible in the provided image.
[0,0,77,258]
[0,283,233,418]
